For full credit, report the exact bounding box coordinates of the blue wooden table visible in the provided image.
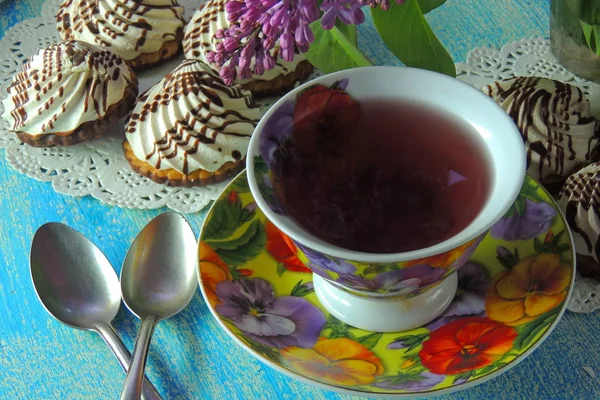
[0,0,599,399]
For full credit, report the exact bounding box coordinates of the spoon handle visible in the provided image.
[95,322,163,400]
[120,316,158,400]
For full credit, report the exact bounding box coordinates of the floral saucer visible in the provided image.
[197,171,575,397]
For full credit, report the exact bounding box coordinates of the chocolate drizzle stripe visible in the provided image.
[4,40,134,133]
[485,76,599,180]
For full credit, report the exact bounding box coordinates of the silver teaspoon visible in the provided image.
[30,223,163,400]
[120,212,197,400]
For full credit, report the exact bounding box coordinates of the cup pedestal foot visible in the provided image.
[313,273,458,332]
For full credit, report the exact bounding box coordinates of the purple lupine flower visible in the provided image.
[372,371,445,391]
[215,278,326,348]
[491,199,556,241]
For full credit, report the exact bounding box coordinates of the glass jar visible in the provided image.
[550,0,600,83]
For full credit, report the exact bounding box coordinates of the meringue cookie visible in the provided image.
[558,162,600,263]
[125,59,261,175]
[56,0,185,66]
[182,0,310,91]
[483,76,600,181]
[2,40,137,140]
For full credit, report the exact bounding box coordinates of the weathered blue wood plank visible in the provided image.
[0,1,598,399]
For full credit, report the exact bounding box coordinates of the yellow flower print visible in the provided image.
[486,253,571,326]
[280,337,384,386]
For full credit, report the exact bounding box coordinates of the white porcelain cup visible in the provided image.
[246,66,525,332]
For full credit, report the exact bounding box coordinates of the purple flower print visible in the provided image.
[259,100,294,170]
[444,262,489,317]
[337,269,417,293]
[424,262,489,331]
[295,243,357,277]
[491,199,556,241]
[401,264,447,288]
[338,264,446,294]
[215,278,326,348]
[372,371,445,391]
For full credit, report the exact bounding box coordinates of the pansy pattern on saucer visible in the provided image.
[198,172,574,396]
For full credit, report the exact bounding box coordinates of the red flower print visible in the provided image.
[291,82,360,157]
[228,190,238,205]
[419,317,517,375]
[265,220,311,273]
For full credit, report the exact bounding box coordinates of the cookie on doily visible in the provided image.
[182,0,313,98]
[483,76,600,194]
[1,40,138,147]
[56,0,185,70]
[123,59,262,187]
[558,162,600,282]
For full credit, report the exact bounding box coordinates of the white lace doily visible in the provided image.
[0,2,598,312]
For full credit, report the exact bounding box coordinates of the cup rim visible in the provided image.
[247,66,525,262]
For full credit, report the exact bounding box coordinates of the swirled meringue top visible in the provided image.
[1,40,136,135]
[125,59,262,173]
[56,0,185,60]
[558,162,600,261]
[182,0,304,83]
[483,76,600,180]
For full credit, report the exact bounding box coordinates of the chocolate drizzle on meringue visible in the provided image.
[558,163,600,265]
[56,0,185,60]
[2,40,135,136]
[483,77,600,182]
[125,60,262,174]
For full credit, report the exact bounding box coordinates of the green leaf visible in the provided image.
[335,19,357,45]
[514,197,526,216]
[533,237,544,254]
[390,333,429,352]
[476,361,507,376]
[552,230,566,245]
[418,0,447,14]
[276,262,286,277]
[203,196,241,241]
[239,208,255,224]
[565,0,600,25]
[230,176,250,193]
[290,280,314,296]
[513,310,559,351]
[556,243,571,253]
[212,220,266,267]
[357,332,383,350]
[304,21,373,74]
[371,0,455,76]
[363,264,387,275]
[453,370,474,383]
[496,255,513,270]
[206,219,260,250]
[325,314,353,339]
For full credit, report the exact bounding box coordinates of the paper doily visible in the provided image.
[456,38,600,314]
[0,2,597,311]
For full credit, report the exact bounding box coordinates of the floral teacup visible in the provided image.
[246,66,526,332]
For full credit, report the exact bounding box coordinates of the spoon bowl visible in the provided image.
[31,223,121,330]
[30,223,163,400]
[120,212,197,400]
